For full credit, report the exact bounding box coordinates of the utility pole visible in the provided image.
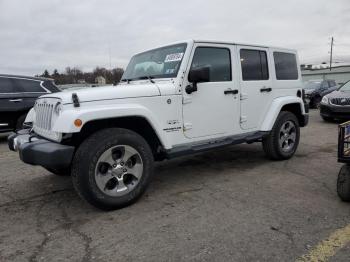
[329,37,334,71]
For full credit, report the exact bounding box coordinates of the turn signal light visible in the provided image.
[74,119,83,127]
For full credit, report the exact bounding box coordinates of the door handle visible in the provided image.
[224,89,239,95]
[9,99,23,102]
[260,87,272,93]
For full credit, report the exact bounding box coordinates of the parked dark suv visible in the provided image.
[320,80,350,121]
[0,75,60,132]
[304,79,338,108]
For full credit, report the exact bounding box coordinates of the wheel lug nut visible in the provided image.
[112,164,117,168]
[120,161,124,166]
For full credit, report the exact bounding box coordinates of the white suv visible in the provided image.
[9,40,309,210]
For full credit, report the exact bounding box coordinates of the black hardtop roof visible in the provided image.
[0,74,53,82]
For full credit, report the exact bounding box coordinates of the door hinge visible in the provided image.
[240,93,248,100]
[184,122,193,131]
[240,116,247,123]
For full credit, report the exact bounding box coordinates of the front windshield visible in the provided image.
[121,43,187,81]
[339,81,350,92]
[304,81,321,89]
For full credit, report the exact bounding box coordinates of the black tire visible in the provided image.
[337,164,350,202]
[16,113,27,130]
[71,128,154,210]
[312,96,322,109]
[262,111,300,160]
[321,115,333,122]
[45,167,71,176]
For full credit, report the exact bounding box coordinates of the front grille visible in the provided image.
[35,102,54,130]
[33,98,62,141]
[331,98,350,106]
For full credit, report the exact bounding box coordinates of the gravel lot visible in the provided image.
[0,109,349,262]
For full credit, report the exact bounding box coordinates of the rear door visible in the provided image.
[237,46,272,130]
[0,77,23,129]
[15,78,48,110]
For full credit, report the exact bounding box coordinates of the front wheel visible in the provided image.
[72,128,154,210]
[262,111,300,160]
[337,164,350,202]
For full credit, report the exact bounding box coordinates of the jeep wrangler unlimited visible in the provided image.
[8,40,308,210]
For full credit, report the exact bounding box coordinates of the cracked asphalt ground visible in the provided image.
[1,109,350,262]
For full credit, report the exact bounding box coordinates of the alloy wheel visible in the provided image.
[94,145,143,197]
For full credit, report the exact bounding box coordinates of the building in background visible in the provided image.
[302,65,350,85]
[95,76,106,85]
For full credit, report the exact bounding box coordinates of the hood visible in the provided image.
[326,90,350,99]
[40,83,161,104]
[304,88,315,95]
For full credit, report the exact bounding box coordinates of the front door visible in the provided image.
[237,46,273,130]
[182,44,240,139]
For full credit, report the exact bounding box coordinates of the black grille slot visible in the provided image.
[331,98,350,106]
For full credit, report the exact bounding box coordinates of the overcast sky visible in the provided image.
[0,0,349,76]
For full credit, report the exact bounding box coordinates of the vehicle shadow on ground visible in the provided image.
[2,143,269,213]
[0,134,9,143]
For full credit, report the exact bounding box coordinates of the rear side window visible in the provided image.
[43,80,60,92]
[14,79,45,92]
[191,47,232,82]
[240,49,269,81]
[0,77,17,93]
[273,52,298,80]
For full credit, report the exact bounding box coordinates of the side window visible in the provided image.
[273,52,298,80]
[42,80,59,93]
[0,77,17,93]
[190,47,231,82]
[15,79,45,92]
[240,49,269,81]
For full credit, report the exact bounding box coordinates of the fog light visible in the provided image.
[74,119,83,127]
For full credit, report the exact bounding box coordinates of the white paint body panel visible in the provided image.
[31,39,307,150]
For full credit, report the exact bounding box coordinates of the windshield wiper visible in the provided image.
[121,76,156,84]
[137,76,155,84]
[120,79,131,83]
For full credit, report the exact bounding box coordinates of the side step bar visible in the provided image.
[165,131,269,159]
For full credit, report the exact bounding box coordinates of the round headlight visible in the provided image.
[321,96,329,104]
[54,102,62,114]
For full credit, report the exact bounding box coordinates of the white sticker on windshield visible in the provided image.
[165,53,184,63]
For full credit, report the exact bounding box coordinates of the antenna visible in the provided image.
[108,44,112,70]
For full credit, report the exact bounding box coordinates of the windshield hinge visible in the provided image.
[182,96,192,104]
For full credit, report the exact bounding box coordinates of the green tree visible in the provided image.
[42,70,50,78]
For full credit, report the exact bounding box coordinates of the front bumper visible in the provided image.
[8,130,74,170]
[320,104,350,120]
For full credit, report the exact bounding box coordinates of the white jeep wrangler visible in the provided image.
[9,40,309,210]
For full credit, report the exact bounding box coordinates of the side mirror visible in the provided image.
[188,66,210,83]
[186,66,210,94]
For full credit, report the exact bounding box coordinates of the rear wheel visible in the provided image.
[337,164,350,202]
[16,113,27,130]
[312,96,322,109]
[262,111,300,160]
[72,128,154,210]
